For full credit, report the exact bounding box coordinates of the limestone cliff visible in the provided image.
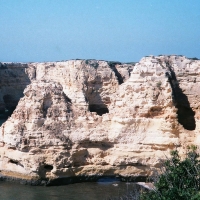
[0,56,199,184]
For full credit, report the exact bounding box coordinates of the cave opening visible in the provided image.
[89,104,109,116]
[43,94,53,117]
[0,94,18,126]
[38,164,54,178]
[8,159,24,167]
[3,94,17,115]
[9,159,19,165]
[44,164,53,171]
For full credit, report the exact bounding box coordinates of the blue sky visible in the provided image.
[0,0,200,62]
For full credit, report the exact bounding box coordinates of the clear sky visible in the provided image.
[0,0,200,62]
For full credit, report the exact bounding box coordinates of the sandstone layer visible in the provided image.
[0,56,199,184]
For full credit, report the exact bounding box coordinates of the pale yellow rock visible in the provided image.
[0,56,199,181]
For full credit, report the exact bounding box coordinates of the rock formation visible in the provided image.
[0,56,200,184]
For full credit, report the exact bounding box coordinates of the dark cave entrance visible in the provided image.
[44,164,53,171]
[43,94,53,117]
[3,94,17,113]
[0,94,18,126]
[38,164,54,179]
[84,76,110,116]
[89,104,109,116]
[9,159,19,165]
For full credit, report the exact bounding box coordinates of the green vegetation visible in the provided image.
[190,57,199,60]
[141,145,200,200]
[111,146,200,200]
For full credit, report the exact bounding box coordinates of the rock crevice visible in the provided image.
[165,59,196,130]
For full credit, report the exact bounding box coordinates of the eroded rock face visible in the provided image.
[0,63,32,113]
[0,56,200,183]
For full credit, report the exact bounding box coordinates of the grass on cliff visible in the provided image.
[111,145,200,200]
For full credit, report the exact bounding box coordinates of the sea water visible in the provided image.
[0,180,137,200]
[0,119,137,200]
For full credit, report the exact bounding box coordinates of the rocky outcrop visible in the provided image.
[0,56,200,184]
[0,63,31,113]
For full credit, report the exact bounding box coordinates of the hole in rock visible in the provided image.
[43,94,53,117]
[44,164,53,171]
[89,104,109,116]
[3,94,17,115]
[0,94,18,126]
[9,159,19,165]
[9,159,24,167]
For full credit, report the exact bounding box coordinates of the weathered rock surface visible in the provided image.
[0,56,200,184]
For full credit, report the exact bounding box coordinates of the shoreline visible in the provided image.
[0,174,147,186]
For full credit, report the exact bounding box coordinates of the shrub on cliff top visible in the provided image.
[141,145,200,200]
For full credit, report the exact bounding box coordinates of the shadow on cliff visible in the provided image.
[0,63,31,123]
[108,62,124,85]
[84,60,128,116]
[84,75,109,116]
[165,61,196,131]
[85,93,109,116]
